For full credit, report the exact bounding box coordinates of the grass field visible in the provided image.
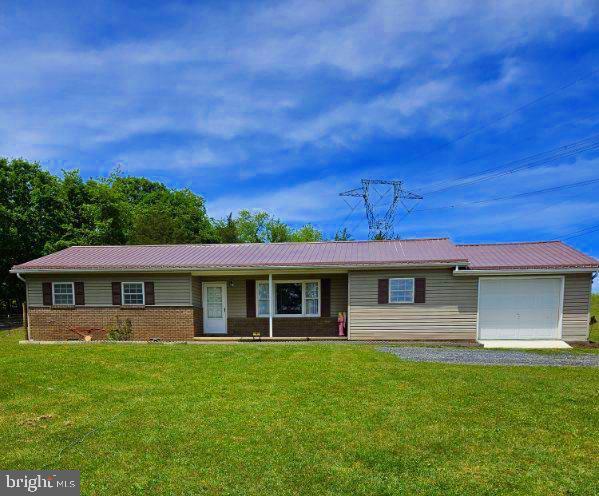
[590,293,599,342]
[1,329,598,496]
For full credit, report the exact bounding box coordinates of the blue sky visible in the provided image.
[2,1,599,276]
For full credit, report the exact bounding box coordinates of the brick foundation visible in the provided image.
[29,306,195,341]
[29,306,338,340]
[199,317,339,337]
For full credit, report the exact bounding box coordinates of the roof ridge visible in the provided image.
[457,240,562,247]
[68,237,452,248]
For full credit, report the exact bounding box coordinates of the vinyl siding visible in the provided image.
[348,269,478,340]
[349,270,592,341]
[562,273,592,341]
[26,273,192,307]
[196,273,348,318]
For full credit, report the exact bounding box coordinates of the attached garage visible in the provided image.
[478,277,564,340]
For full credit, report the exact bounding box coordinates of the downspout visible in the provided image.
[15,273,30,341]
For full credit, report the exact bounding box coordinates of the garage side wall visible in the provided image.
[562,273,593,341]
[348,269,478,340]
[348,270,592,342]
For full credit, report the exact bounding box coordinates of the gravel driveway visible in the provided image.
[380,346,599,367]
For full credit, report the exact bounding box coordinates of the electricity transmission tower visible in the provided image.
[339,179,423,239]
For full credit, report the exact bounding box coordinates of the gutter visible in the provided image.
[15,273,30,341]
[10,261,470,274]
[453,267,599,276]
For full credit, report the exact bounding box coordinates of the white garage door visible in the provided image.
[478,278,562,340]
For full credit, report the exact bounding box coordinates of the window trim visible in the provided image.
[256,281,271,318]
[121,281,145,306]
[388,277,415,304]
[256,279,321,318]
[52,282,75,306]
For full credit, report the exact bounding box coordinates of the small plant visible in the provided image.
[107,318,133,341]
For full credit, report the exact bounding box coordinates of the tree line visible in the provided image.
[1,158,345,313]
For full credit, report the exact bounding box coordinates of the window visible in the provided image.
[304,282,319,316]
[389,278,414,303]
[122,282,145,305]
[257,282,270,317]
[276,283,302,315]
[52,282,74,305]
[256,280,320,317]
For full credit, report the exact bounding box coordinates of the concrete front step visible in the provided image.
[193,336,348,342]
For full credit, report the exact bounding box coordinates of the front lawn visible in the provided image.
[1,329,597,495]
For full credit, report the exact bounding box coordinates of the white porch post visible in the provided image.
[268,273,273,338]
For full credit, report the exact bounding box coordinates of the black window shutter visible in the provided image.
[42,282,52,306]
[74,281,85,305]
[321,278,331,317]
[112,282,121,305]
[378,279,389,304]
[414,278,426,304]
[246,279,256,317]
[144,282,155,305]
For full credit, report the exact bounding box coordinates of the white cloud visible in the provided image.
[1,0,596,167]
[207,175,359,223]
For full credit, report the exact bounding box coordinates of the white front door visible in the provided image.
[203,282,227,334]
[478,277,562,340]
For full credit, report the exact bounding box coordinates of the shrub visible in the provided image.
[107,318,133,341]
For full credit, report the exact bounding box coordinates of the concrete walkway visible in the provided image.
[479,339,571,349]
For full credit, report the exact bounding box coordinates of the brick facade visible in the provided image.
[29,306,195,341]
[28,306,339,341]
[195,316,339,337]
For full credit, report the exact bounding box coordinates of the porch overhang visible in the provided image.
[191,262,468,277]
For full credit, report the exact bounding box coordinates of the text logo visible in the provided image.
[1,471,80,495]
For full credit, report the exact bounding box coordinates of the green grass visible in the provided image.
[1,329,598,495]
[590,293,599,343]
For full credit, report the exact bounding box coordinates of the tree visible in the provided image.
[235,210,270,243]
[214,211,324,243]
[0,159,66,311]
[372,231,401,240]
[290,224,323,242]
[266,218,293,242]
[1,159,218,311]
[213,213,239,243]
[334,228,352,241]
[129,188,216,244]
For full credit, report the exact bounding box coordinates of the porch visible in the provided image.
[191,271,348,338]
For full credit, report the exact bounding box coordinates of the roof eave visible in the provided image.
[453,267,599,276]
[11,260,470,274]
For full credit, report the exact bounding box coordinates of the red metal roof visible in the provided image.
[12,238,467,271]
[457,241,599,270]
[11,239,598,272]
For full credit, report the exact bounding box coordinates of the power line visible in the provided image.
[560,223,599,241]
[418,134,599,195]
[417,133,599,194]
[412,108,599,193]
[337,197,361,236]
[401,67,599,168]
[413,177,599,212]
